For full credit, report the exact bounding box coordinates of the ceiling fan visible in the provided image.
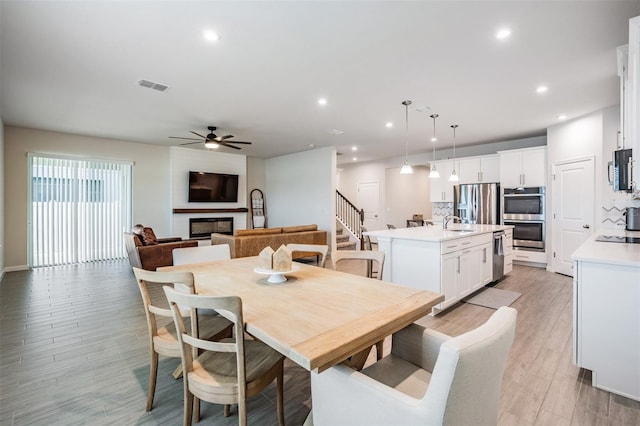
[169,126,252,150]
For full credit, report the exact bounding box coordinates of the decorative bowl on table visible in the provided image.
[253,265,300,283]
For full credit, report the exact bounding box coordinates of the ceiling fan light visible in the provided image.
[204,141,219,149]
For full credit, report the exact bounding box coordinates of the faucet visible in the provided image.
[443,214,461,229]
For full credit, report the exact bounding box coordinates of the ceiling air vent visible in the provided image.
[136,79,170,92]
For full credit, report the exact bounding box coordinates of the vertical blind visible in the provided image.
[29,154,133,267]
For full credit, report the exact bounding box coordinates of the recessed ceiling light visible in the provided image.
[536,85,548,94]
[352,157,357,162]
[203,30,220,42]
[495,28,512,40]
[351,146,357,151]
[318,98,328,106]
[415,106,430,112]
[558,114,568,121]
[385,122,393,128]
[308,144,315,147]
[328,129,344,135]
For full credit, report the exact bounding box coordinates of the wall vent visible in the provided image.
[136,79,170,92]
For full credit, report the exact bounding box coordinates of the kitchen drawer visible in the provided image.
[440,237,473,254]
[512,250,547,264]
[471,233,493,246]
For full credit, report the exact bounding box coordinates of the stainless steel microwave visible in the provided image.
[608,148,633,192]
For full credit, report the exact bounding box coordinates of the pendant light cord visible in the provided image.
[403,100,412,160]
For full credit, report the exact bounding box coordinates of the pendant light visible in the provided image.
[400,100,414,174]
[428,114,440,179]
[449,124,459,182]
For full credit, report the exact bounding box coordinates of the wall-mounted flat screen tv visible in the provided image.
[188,171,239,202]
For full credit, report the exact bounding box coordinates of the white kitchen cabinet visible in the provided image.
[573,259,640,401]
[504,229,513,274]
[439,234,493,309]
[512,249,547,264]
[499,147,547,188]
[429,159,457,202]
[459,155,500,184]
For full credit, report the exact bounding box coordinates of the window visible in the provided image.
[28,154,133,267]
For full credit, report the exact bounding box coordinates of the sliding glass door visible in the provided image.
[28,154,133,267]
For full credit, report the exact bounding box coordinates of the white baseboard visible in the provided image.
[4,265,29,272]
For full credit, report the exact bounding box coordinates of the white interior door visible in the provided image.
[357,181,380,230]
[552,157,595,276]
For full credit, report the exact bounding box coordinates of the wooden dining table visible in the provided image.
[160,256,444,372]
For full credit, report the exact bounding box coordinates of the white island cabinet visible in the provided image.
[366,224,512,314]
[572,232,640,401]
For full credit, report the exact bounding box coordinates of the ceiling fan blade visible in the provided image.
[169,136,202,141]
[179,141,203,146]
[190,131,207,139]
[219,142,242,150]
[225,141,252,145]
[217,134,234,141]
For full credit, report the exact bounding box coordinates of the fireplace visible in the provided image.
[189,217,234,239]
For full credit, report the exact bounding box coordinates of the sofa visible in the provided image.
[124,225,198,271]
[211,224,327,259]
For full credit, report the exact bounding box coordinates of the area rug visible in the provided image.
[463,287,522,310]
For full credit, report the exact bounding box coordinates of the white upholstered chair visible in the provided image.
[286,243,329,268]
[172,244,231,265]
[310,306,517,425]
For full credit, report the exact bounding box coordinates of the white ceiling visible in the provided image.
[1,1,639,165]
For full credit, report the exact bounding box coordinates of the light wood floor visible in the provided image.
[1,259,638,425]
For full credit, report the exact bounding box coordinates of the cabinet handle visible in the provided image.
[516,255,528,259]
[456,257,460,273]
[463,249,471,254]
[462,241,471,245]
[446,245,457,249]
[483,247,487,263]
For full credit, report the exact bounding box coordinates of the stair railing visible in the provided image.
[336,190,364,247]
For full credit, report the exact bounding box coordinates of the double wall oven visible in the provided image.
[503,187,545,251]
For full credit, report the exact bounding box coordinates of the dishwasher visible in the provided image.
[493,231,506,282]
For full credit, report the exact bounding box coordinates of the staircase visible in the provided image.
[336,226,357,251]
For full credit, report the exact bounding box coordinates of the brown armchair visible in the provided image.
[124,225,197,271]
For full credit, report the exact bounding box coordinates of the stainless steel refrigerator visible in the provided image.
[453,183,500,224]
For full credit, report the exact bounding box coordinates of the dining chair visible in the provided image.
[386,224,396,229]
[286,243,329,268]
[163,286,285,426]
[172,244,231,265]
[332,250,385,280]
[359,227,379,277]
[132,267,233,412]
[332,249,386,360]
[311,306,518,425]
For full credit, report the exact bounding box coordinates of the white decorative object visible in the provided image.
[254,265,300,283]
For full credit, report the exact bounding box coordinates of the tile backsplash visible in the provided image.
[601,198,640,229]
[432,202,453,224]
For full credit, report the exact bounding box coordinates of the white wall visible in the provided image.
[385,165,431,228]
[265,147,335,247]
[247,157,266,228]
[170,146,247,237]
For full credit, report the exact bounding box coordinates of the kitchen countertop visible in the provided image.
[364,224,513,243]
[571,229,640,267]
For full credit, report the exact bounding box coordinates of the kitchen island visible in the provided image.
[365,224,513,313]
[572,230,640,401]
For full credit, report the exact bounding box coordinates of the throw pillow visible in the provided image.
[142,227,158,245]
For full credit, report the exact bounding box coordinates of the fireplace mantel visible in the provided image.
[173,208,249,214]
